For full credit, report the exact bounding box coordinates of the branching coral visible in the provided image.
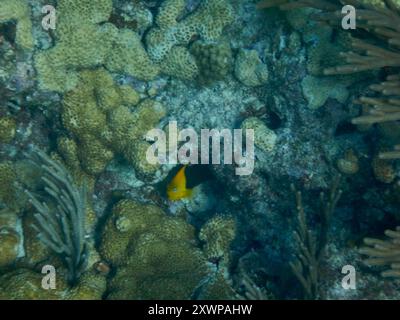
[289,174,342,299]
[24,148,88,286]
[360,226,400,277]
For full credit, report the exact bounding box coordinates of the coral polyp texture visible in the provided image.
[59,68,165,179]
[0,0,33,50]
[3,0,400,301]
[146,0,234,62]
[34,0,159,92]
[100,200,235,299]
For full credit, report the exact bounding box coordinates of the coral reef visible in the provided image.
[101,199,237,299]
[0,162,19,210]
[234,49,269,87]
[289,175,342,299]
[241,117,277,153]
[0,0,34,50]
[191,41,234,84]
[146,0,234,62]
[2,0,400,301]
[60,68,165,180]
[360,227,400,278]
[0,116,16,143]
[0,268,106,299]
[101,199,208,299]
[24,149,89,286]
[34,0,158,92]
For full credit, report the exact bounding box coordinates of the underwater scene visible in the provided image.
[0,0,400,301]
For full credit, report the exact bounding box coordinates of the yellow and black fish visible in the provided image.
[164,165,214,201]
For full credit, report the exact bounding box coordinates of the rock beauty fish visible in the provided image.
[167,165,193,201]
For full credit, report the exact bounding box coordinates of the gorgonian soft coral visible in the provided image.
[258,0,400,158]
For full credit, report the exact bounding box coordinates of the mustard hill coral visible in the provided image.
[0,116,16,144]
[0,0,34,50]
[0,162,18,210]
[100,199,209,299]
[34,0,159,92]
[60,68,164,179]
[162,46,199,81]
[199,215,236,266]
[146,0,234,76]
[0,268,106,299]
[105,28,160,81]
[0,209,20,269]
[241,117,277,153]
[191,41,233,84]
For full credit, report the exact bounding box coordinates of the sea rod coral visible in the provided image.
[257,0,400,157]
[24,148,88,286]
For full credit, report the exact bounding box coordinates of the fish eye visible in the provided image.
[173,187,177,192]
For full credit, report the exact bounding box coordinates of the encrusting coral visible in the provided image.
[0,116,16,143]
[0,267,106,299]
[100,199,208,299]
[100,199,237,299]
[199,215,236,266]
[191,41,234,84]
[241,117,277,153]
[0,0,34,50]
[0,162,19,210]
[234,49,269,87]
[0,209,20,269]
